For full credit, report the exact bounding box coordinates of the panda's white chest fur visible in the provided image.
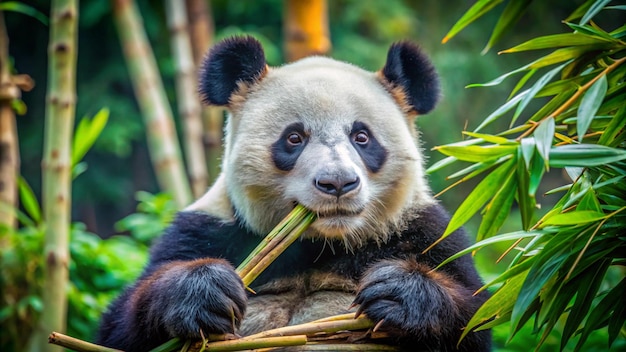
[239,272,358,335]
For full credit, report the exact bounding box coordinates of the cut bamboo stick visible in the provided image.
[236,204,311,277]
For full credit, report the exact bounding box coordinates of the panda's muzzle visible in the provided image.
[314,172,360,198]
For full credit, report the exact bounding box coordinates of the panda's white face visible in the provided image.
[222,57,433,247]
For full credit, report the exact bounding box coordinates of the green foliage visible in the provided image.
[0,1,48,25]
[115,191,176,244]
[0,204,149,349]
[435,1,626,350]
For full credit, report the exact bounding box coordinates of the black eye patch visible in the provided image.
[350,121,387,173]
[271,122,308,171]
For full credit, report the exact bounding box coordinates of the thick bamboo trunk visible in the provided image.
[0,11,19,232]
[186,0,223,184]
[165,0,207,198]
[283,0,331,62]
[111,0,192,208]
[38,1,79,351]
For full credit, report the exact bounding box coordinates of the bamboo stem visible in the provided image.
[165,0,208,199]
[236,204,310,277]
[49,332,123,352]
[245,315,374,340]
[283,0,331,62]
[38,1,79,351]
[185,0,223,185]
[0,10,19,232]
[241,211,316,286]
[111,0,193,208]
[197,335,307,351]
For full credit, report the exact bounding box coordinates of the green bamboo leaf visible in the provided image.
[527,46,600,70]
[516,152,536,230]
[593,174,625,191]
[72,108,110,166]
[577,187,602,212]
[534,117,555,169]
[447,156,509,180]
[473,311,512,332]
[579,0,612,25]
[477,167,517,240]
[528,151,545,197]
[549,144,626,167]
[0,1,48,25]
[607,286,626,349]
[562,259,611,350]
[576,278,626,351]
[577,75,608,142]
[538,267,585,336]
[512,63,568,127]
[442,0,504,43]
[511,248,568,331]
[610,23,626,39]
[529,88,575,122]
[566,22,616,41]
[435,145,517,163]
[426,156,458,174]
[500,33,611,54]
[536,70,601,97]
[466,66,529,88]
[461,270,529,342]
[442,158,516,238]
[520,138,535,169]
[474,90,529,132]
[541,210,605,226]
[437,230,542,269]
[598,103,626,146]
[462,131,514,145]
[483,0,532,53]
[564,0,594,22]
[17,176,41,224]
[509,69,537,100]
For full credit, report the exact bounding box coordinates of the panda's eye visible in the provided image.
[353,131,369,145]
[287,132,303,146]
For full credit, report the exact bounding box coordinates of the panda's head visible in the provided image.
[193,36,440,248]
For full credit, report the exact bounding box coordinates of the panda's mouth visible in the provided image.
[315,207,364,218]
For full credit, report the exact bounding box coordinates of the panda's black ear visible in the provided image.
[380,41,440,115]
[199,36,267,106]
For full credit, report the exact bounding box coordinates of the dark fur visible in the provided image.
[198,36,266,106]
[98,204,490,351]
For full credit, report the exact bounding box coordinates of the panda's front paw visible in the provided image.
[353,259,465,339]
[146,258,247,339]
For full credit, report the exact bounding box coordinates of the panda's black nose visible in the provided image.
[314,173,360,197]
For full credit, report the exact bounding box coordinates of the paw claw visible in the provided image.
[373,319,385,332]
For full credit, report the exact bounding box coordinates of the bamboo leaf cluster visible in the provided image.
[437,1,626,350]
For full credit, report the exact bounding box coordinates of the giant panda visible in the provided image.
[97,36,491,351]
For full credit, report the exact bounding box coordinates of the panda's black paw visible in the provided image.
[353,259,462,339]
[145,258,247,339]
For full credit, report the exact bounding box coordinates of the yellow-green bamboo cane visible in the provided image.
[0,11,19,231]
[165,0,208,198]
[111,0,192,208]
[39,1,79,351]
[185,0,223,184]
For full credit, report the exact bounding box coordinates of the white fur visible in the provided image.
[191,56,435,248]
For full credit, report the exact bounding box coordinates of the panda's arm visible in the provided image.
[352,203,492,351]
[97,211,253,351]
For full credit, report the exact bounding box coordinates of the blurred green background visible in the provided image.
[3,0,623,350]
